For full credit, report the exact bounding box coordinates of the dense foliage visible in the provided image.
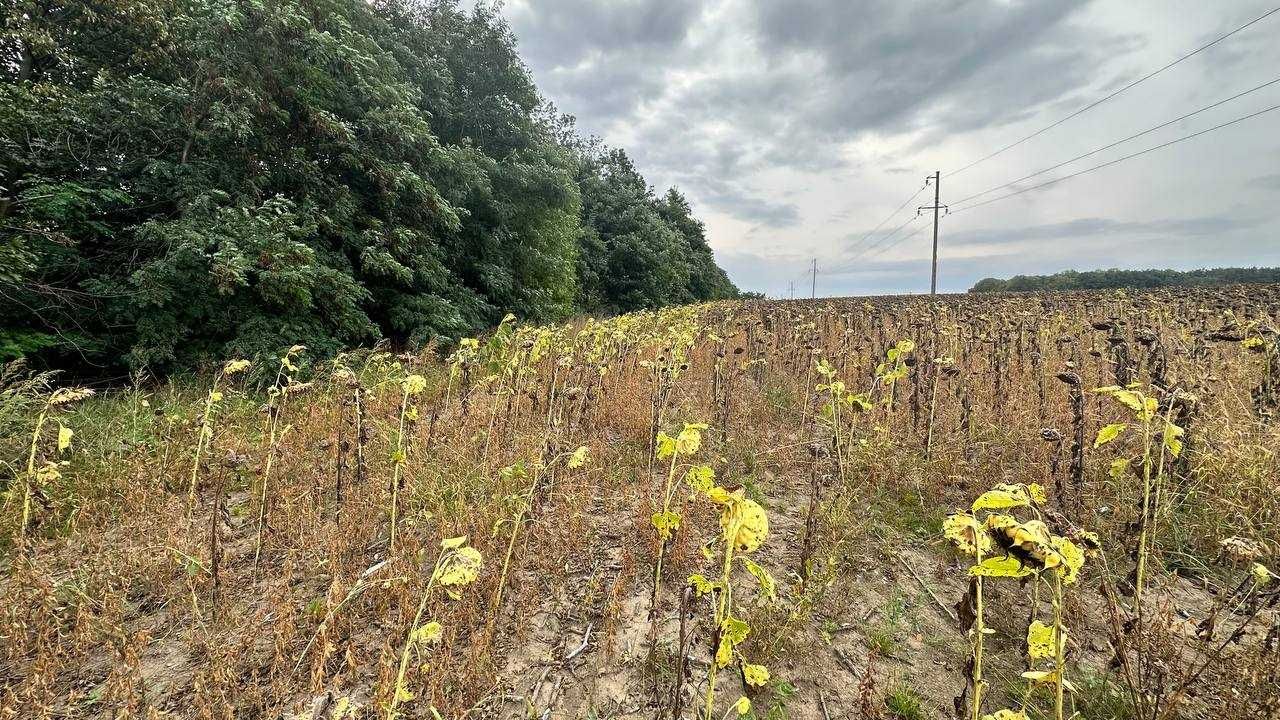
[969,267,1280,293]
[0,0,735,373]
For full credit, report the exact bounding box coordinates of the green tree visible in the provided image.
[0,0,735,373]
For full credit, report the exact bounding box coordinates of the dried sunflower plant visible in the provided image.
[944,481,1094,720]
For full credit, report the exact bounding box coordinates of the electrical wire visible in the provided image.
[949,75,1280,207]
[823,101,1279,281]
[825,222,932,277]
[837,182,929,258]
[863,223,930,262]
[951,103,1280,214]
[826,213,924,274]
[947,6,1280,177]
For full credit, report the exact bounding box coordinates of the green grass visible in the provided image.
[885,684,929,720]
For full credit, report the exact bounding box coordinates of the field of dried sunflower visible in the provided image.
[2,286,1278,720]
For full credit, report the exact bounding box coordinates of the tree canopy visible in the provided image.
[0,0,736,373]
[969,267,1280,294]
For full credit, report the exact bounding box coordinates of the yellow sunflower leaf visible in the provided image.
[741,557,776,599]
[1094,423,1127,448]
[1026,620,1063,661]
[1026,483,1047,505]
[1109,457,1130,481]
[1113,390,1144,413]
[409,621,443,646]
[715,636,734,668]
[675,423,708,455]
[440,535,468,550]
[1251,562,1275,586]
[970,556,1033,578]
[1051,536,1085,585]
[655,432,677,459]
[57,425,73,452]
[403,374,428,396]
[743,662,770,687]
[971,485,1032,512]
[721,616,750,645]
[734,697,751,716]
[688,574,718,596]
[1021,670,1057,684]
[685,465,715,493]
[651,511,682,540]
[223,359,251,375]
[943,513,992,555]
[434,546,483,587]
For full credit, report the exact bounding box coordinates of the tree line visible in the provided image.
[969,267,1280,293]
[0,0,737,374]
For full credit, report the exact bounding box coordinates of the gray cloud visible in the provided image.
[504,0,710,126]
[695,177,802,227]
[507,0,1140,218]
[944,215,1258,248]
[1255,173,1280,190]
[499,0,1280,294]
[749,0,1131,135]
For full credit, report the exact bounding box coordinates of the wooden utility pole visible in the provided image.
[919,171,947,295]
[810,259,817,299]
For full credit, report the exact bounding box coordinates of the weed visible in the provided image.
[884,684,929,720]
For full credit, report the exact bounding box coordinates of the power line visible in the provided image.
[864,223,930,262]
[951,103,1280,215]
[827,215,920,273]
[947,6,1280,178]
[826,213,924,275]
[949,75,1280,208]
[826,102,1279,281]
[825,223,932,278]
[837,182,929,258]
[806,181,929,294]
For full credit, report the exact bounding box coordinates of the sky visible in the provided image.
[495,0,1280,297]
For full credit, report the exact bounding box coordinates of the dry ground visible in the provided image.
[3,288,1279,720]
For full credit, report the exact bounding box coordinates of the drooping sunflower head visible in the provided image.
[986,515,1056,570]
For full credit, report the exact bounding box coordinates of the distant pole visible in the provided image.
[810,258,817,299]
[788,281,795,300]
[919,171,947,295]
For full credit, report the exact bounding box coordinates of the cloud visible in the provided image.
[694,177,801,227]
[943,215,1257,249]
[499,0,1280,293]
[507,0,1139,223]
[1255,173,1280,190]
[503,0,711,127]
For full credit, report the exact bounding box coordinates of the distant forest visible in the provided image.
[969,267,1280,293]
[0,0,737,373]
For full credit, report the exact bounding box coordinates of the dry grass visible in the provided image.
[1,287,1278,719]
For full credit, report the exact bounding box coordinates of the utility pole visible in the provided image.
[810,258,817,299]
[919,171,948,295]
[788,281,794,300]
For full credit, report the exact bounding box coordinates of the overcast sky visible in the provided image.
[497,0,1280,297]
